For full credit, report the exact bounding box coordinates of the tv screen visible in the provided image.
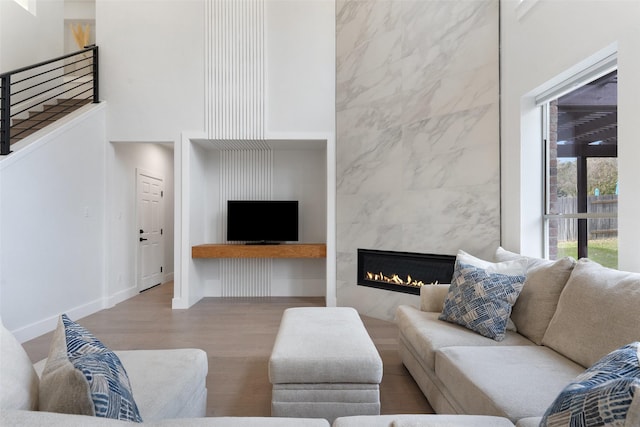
[227,200,299,243]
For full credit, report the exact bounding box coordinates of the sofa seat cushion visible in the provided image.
[395,306,534,372]
[116,348,208,420]
[149,417,331,426]
[1,409,140,426]
[0,410,331,426]
[435,346,584,422]
[333,414,515,427]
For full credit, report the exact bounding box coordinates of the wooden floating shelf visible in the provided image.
[192,243,327,259]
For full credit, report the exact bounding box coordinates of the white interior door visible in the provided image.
[137,169,164,291]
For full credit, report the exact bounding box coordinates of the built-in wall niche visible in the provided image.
[64,0,96,55]
[189,139,327,245]
[64,20,95,52]
[63,19,95,77]
[188,138,328,298]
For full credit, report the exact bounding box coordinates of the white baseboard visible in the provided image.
[172,297,195,309]
[163,272,174,283]
[13,285,141,343]
[107,286,139,308]
[12,298,104,344]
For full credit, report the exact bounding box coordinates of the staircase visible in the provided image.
[9,98,92,145]
[1,45,99,155]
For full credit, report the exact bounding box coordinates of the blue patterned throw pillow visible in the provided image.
[39,314,143,422]
[439,261,526,341]
[541,342,640,427]
[61,314,143,422]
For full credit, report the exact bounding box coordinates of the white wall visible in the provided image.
[106,142,174,306]
[183,139,209,307]
[95,0,206,309]
[95,0,205,141]
[0,105,107,341]
[65,0,94,20]
[501,0,640,272]
[265,0,335,134]
[0,0,64,72]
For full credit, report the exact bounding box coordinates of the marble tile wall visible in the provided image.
[336,0,500,320]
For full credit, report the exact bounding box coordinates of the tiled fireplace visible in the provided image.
[336,0,500,320]
[357,249,456,295]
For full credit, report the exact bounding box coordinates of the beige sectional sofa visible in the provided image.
[1,307,522,427]
[1,312,517,427]
[2,310,521,427]
[4,248,638,427]
[0,316,331,427]
[396,248,640,425]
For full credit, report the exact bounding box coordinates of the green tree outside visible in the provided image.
[556,158,617,197]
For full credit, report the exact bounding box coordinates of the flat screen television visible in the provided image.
[226,200,299,244]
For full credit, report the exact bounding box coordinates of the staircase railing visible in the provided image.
[0,45,99,155]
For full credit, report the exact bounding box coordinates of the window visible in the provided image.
[541,69,618,268]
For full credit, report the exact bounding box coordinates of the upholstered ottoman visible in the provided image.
[268,307,383,423]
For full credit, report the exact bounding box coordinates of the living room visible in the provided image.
[1,0,640,424]
[2,0,637,341]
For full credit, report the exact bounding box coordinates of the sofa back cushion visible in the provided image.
[0,320,39,410]
[420,284,451,312]
[542,258,640,368]
[494,247,576,345]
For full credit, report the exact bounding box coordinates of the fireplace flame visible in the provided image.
[366,271,437,288]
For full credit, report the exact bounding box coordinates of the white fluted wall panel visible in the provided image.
[219,148,273,205]
[206,0,265,140]
[221,259,272,297]
[219,148,273,296]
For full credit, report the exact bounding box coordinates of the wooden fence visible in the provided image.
[556,195,618,241]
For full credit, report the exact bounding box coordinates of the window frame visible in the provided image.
[540,66,618,262]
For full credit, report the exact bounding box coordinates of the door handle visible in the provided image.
[139,229,144,234]
[140,237,148,242]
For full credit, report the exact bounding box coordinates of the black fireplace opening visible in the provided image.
[357,249,456,295]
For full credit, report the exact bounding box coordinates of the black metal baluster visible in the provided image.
[0,74,10,155]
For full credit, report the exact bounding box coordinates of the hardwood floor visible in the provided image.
[22,283,433,417]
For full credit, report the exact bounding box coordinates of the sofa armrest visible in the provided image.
[419,284,450,312]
